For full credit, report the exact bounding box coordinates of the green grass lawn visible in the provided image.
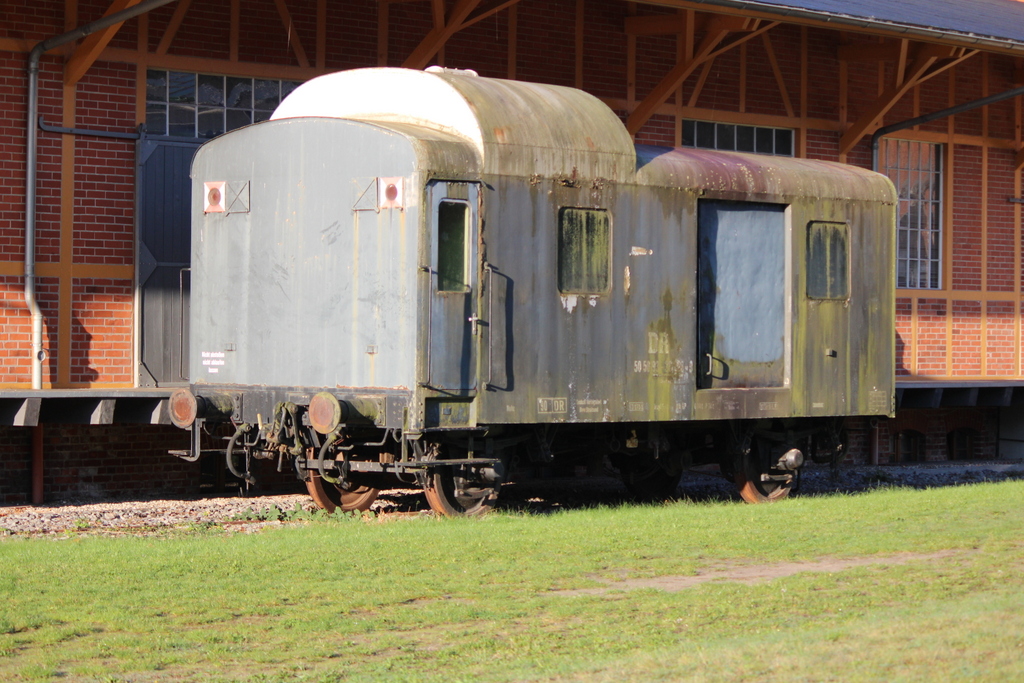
[2,481,1023,682]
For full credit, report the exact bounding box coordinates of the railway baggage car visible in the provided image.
[169,67,896,514]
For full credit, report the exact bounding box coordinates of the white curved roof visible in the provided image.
[271,67,636,180]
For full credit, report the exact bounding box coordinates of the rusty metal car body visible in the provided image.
[171,67,896,512]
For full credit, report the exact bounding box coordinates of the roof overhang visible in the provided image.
[648,0,1024,55]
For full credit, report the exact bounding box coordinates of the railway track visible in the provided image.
[1,463,1020,536]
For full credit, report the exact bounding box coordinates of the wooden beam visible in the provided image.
[895,39,909,85]
[431,0,445,65]
[57,83,76,386]
[699,21,776,64]
[273,0,310,68]
[626,14,755,135]
[103,46,320,78]
[230,0,239,62]
[624,14,687,36]
[64,0,142,85]
[680,19,777,108]
[135,14,147,124]
[1015,84,1022,320]
[1014,146,1024,172]
[0,37,39,52]
[674,8,686,144]
[930,48,979,80]
[687,58,715,108]
[799,26,807,157]
[402,0,483,70]
[981,57,989,295]
[761,32,793,118]
[459,0,521,31]
[431,0,445,28]
[839,44,958,155]
[155,0,191,56]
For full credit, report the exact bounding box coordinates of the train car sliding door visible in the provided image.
[426,181,481,392]
[697,200,787,389]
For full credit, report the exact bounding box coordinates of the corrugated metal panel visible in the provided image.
[684,0,1024,50]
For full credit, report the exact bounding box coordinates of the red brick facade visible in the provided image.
[2,1,1023,500]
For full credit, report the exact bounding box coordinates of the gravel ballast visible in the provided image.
[1,463,1022,536]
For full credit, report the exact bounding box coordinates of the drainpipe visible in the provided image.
[25,0,175,389]
[871,84,1024,171]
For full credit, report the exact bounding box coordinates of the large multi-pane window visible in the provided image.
[881,139,943,289]
[682,120,794,156]
[145,70,302,138]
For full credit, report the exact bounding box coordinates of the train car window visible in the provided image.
[557,208,610,294]
[806,221,849,300]
[437,200,469,292]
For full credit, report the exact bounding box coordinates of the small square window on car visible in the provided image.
[437,200,470,292]
[806,221,849,300]
[558,208,610,294]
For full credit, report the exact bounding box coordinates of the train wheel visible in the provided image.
[306,471,379,513]
[422,448,501,517]
[734,443,794,504]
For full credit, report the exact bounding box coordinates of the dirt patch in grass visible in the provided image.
[552,550,963,596]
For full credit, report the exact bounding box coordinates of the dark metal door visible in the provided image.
[697,200,787,389]
[136,136,201,386]
[426,181,480,392]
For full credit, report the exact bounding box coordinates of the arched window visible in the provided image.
[895,430,925,463]
[947,428,979,461]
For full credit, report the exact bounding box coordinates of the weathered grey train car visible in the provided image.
[170,67,896,514]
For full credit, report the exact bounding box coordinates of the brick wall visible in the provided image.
[953,145,984,291]
[987,148,1016,292]
[844,408,999,464]
[8,1,1019,389]
[986,301,1016,376]
[0,424,196,504]
[0,423,305,505]
[3,0,1024,490]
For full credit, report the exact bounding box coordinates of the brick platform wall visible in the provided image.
[0,426,32,505]
[0,424,306,505]
[0,424,195,504]
[844,408,999,465]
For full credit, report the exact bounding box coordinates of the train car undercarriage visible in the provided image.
[171,389,846,515]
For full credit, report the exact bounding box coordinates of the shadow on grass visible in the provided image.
[370,464,1024,515]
